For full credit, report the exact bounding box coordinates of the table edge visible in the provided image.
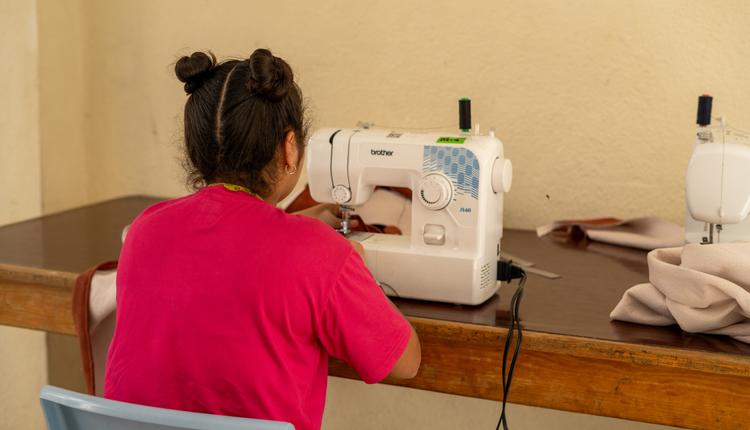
[406,316,750,377]
[0,263,77,288]
[2,262,748,379]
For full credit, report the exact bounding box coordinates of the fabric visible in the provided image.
[104,186,412,430]
[353,187,412,236]
[537,216,684,250]
[284,184,410,235]
[610,242,750,343]
[73,260,118,395]
[88,268,118,331]
[90,268,118,397]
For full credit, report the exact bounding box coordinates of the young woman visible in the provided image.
[104,49,420,430]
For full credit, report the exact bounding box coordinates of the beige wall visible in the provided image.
[0,1,47,429]
[1,0,42,225]
[84,0,750,230]
[4,0,750,428]
[323,377,675,430]
[38,0,88,214]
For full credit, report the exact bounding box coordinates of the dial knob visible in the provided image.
[331,185,351,204]
[418,174,453,210]
[491,158,513,193]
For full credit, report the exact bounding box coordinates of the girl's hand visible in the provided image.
[293,204,359,229]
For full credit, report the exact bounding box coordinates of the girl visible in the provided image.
[104,49,420,430]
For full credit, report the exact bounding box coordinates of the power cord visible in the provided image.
[496,261,527,430]
[378,281,400,297]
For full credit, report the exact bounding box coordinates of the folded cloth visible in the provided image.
[537,216,684,250]
[610,242,750,343]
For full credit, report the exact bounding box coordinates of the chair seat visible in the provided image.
[40,385,295,430]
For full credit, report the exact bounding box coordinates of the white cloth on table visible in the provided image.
[610,242,750,343]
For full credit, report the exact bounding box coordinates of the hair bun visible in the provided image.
[247,48,293,101]
[175,51,216,94]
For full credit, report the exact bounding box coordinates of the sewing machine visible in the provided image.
[306,102,512,305]
[685,95,750,244]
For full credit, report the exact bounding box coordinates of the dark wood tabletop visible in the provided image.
[1,195,748,356]
[398,235,750,356]
[0,196,158,273]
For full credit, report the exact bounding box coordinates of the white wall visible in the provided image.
[0,1,46,429]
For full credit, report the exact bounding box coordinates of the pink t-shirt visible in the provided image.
[104,186,411,430]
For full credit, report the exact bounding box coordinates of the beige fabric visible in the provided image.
[610,242,750,343]
[89,269,117,331]
[280,181,413,235]
[88,268,117,396]
[537,217,684,250]
[354,188,412,236]
[81,230,123,396]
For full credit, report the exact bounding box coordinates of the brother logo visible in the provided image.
[370,149,394,156]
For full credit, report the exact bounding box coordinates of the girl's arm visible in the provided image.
[387,325,421,379]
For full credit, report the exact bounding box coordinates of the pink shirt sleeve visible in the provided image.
[317,249,412,384]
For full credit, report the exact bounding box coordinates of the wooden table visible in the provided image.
[1,196,749,429]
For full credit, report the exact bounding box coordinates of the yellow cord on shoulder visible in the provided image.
[207,182,261,199]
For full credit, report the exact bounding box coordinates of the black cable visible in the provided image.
[495,262,526,430]
[500,275,525,429]
[378,282,400,297]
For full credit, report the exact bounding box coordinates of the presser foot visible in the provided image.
[336,205,353,236]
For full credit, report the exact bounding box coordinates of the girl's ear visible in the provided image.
[283,130,299,169]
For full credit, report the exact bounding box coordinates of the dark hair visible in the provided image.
[175,49,308,197]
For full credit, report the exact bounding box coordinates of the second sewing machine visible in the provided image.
[686,95,750,244]
[306,100,513,305]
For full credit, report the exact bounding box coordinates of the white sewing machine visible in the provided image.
[306,104,512,305]
[685,95,750,244]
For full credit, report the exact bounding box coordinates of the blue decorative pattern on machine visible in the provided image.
[422,146,480,199]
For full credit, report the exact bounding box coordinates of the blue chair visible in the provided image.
[40,385,294,430]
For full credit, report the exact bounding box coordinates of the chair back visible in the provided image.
[40,385,295,430]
